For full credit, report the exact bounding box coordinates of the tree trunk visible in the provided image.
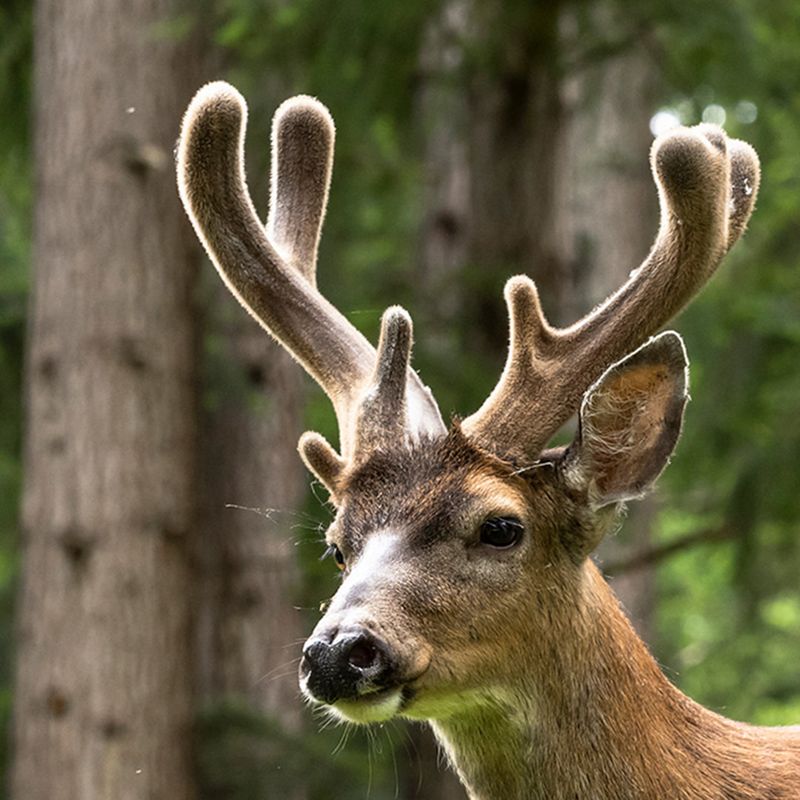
[416,1,471,357]
[466,4,568,339]
[560,30,661,316]
[197,303,306,718]
[12,2,199,798]
[195,283,308,792]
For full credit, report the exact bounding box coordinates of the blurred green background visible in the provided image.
[1,1,799,798]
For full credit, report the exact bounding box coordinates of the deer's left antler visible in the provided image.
[463,124,760,458]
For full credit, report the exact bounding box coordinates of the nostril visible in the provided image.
[346,637,380,670]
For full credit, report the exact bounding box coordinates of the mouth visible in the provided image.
[302,679,418,724]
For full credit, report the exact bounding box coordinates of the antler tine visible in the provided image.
[464,124,760,458]
[298,431,346,497]
[177,82,445,460]
[267,95,333,283]
[354,306,414,455]
[727,138,760,248]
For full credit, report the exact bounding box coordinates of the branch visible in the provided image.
[602,526,734,575]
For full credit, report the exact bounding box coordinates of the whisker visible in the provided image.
[221,503,295,520]
[282,637,309,649]
[386,725,400,800]
[366,727,374,799]
[332,722,353,756]
[262,667,301,686]
[310,479,334,509]
[252,656,302,688]
[387,720,417,794]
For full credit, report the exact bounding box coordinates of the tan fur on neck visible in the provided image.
[434,565,800,800]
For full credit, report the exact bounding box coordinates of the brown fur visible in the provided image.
[432,563,800,800]
[315,424,800,799]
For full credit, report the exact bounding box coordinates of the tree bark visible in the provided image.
[12,2,200,798]
[416,1,471,357]
[466,5,568,336]
[559,29,661,318]
[195,281,307,733]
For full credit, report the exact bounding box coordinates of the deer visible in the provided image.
[177,81,800,799]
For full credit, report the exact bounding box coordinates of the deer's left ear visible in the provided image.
[564,331,689,510]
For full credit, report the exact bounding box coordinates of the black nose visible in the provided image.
[300,630,392,704]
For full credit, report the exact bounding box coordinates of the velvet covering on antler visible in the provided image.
[177,82,446,488]
[463,125,759,458]
[177,83,760,484]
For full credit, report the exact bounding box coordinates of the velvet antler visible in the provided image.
[463,124,760,458]
[177,83,445,478]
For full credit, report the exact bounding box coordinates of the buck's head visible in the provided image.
[177,83,759,725]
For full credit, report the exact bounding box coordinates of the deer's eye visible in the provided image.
[479,517,524,549]
[322,544,347,571]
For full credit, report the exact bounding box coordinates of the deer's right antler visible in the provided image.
[463,124,760,459]
[177,83,445,481]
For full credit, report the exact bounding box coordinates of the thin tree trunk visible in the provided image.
[416,1,471,357]
[195,282,307,740]
[12,2,199,798]
[466,5,568,339]
[560,32,661,314]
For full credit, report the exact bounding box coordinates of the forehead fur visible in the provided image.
[337,425,524,536]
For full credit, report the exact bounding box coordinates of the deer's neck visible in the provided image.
[430,563,764,800]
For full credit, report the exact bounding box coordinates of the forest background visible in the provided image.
[1,1,799,798]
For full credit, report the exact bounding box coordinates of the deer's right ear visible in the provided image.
[563,332,689,511]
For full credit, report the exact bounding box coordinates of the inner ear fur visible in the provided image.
[565,331,689,510]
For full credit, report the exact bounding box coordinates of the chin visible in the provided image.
[399,685,503,722]
[329,687,405,724]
